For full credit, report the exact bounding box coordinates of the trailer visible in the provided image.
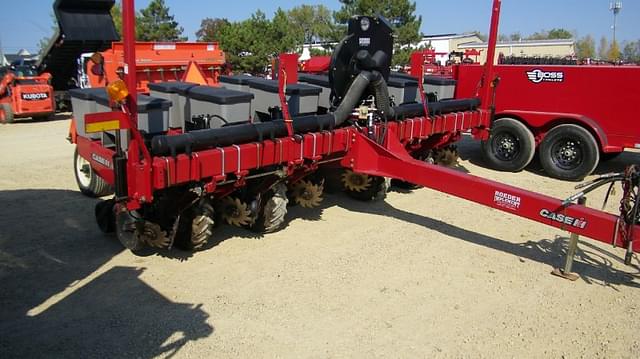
[70,0,640,280]
[454,52,640,182]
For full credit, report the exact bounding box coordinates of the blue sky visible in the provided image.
[0,0,638,54]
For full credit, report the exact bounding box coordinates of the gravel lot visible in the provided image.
[1,117,639,358]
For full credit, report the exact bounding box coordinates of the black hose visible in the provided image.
[332,70,374,126]
[369,71,395,119]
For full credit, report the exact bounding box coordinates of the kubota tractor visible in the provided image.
[0,62,55,124]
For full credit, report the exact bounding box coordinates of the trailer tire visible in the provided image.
[174,200,215,250]
[74,147,114,197]
[539,124,599,181]
[0,103,14,124]
[481,118,535,172]
[250,183,289,234]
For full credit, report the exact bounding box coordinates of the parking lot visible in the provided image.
[1,116,639,358]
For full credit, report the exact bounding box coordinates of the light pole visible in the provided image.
[610,1,622,44]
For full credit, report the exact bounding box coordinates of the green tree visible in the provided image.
[527,28,573,40]
[196,18,230,42]
[607,40,621,61]
[216,11,274,74]
[111,1,123,37]
[575,35,595,59]
[288,5,336,44]
[271,8,302,54]
[137,0,186,42]
[334,0,423,66]
[622,40,640,63]
[546,28,573,39]
[598,36,609,60]
[309,48,332,56]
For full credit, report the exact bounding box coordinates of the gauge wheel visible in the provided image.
[539,124,599,181]
[74,147,113,197]
[481,118,535,172]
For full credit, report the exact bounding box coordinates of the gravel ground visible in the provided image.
[1,117,639,358]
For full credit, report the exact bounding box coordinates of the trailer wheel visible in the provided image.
[481,118,535,172]
[250,182,289,234]
[0,104,14,124]
[342,170,389,201]
[539,124,599,181]
[74,147,113,197]
[174,200,215,250]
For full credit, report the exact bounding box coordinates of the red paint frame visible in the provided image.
[97,0,639,253]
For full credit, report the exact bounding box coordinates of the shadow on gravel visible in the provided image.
[310,193,640,290]
[0,189,213,358]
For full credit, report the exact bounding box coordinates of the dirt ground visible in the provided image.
[1,116,639,359]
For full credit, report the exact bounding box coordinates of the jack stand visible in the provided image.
[551,196,587,281]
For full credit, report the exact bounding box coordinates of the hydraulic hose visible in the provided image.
[331,70,374,126]
[369,71,395,120]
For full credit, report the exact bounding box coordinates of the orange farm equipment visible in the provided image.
[0,65,55,123]
[82,42,227,93]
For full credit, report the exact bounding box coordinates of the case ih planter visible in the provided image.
[70,0,640,279]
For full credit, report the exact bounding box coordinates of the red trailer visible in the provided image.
[455,60,640,181]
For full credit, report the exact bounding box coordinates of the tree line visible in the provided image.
[111,0,422,74]
[110,0,639,73]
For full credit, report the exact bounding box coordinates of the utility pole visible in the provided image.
[610,1,622,44]
[0,35,5,66]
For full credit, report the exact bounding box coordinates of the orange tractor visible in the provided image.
[0,62,55,124]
